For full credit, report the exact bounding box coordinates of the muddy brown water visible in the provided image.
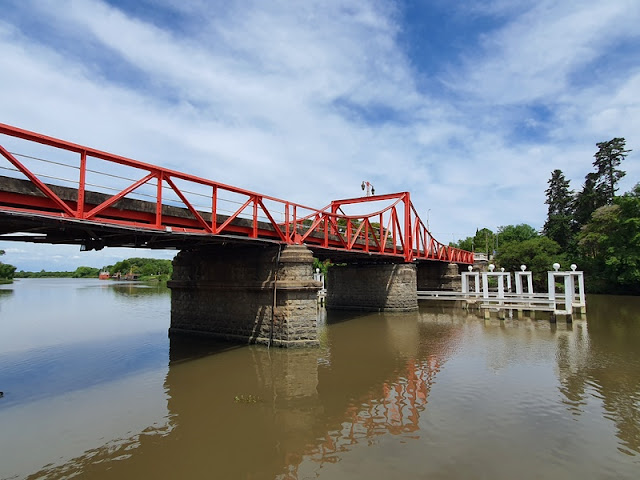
[1,279,639,479]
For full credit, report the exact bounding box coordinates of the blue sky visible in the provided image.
[0,0,639,271]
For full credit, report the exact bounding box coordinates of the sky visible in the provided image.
[0,0,639,271]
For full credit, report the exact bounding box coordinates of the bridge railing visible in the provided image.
[0,123,472,263]
[288,193,473,263]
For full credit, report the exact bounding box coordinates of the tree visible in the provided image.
[496,236,566,291]
[452,228,495,256]
[0,250,16,280]
[72,266,100,278]
[593,137,630,203]
[573,172,602,229]
[497,224,538,246]
[104,258,173,278]
[577,184,640,294]
[543,169,573,249]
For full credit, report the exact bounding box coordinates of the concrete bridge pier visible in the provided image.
[326,263,418,312]
[417,262,461,291]
[168,243,322,347]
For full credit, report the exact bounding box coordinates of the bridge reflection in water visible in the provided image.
[27,310,458,480]
[24,300,640,480]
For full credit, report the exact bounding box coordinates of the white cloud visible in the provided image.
[450,0,640,104]
[0,0,638,268]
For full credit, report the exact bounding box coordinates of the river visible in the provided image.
[0,278,639,479]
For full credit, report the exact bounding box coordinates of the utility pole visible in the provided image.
[485,230,489,259]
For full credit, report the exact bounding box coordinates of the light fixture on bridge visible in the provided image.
[361,181,375,197]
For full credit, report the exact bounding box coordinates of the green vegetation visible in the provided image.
[13,257,173,282]
[15,266,100,278]
[452,137,638,295]
[103,257,173,282]
[576,186,640,294]
[313,257,332,277]
[0,250,16,283]
[495,236,566,291]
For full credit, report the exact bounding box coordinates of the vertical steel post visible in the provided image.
[404,193,412,262]
[77,151,87,218]
[364,220,369,252]
[392,209,397,254]
[379,212,384,253]
[293,205,297,242]
[156,172,163,228]
[324,216,328,247]
[285,203,290,242]
[211,185,217,234]
[252,196,258,238]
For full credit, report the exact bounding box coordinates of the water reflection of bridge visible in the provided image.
[25,300,640,478]
[28,311,459,479]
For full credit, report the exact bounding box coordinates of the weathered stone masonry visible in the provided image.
[168,244,321,347]
[416,262,461,291]
[326,263,418,312]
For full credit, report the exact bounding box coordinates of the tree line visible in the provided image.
[452,138,638,295]
[14,266,102,278]
[9,258,173,282]
[103,258,173,280]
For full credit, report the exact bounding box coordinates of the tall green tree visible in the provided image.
[543,169,573,249]
[573,172,602,229]
[593,137,630,203]
[577,183,640,294]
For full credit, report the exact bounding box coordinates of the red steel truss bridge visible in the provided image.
[0,123,472,264]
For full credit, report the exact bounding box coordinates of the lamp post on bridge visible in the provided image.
[361,181,375,197]
[427,209,431,232]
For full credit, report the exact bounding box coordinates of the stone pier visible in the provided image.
[417,262,461,291]
[168,244,322,347]
[326,263,418,312]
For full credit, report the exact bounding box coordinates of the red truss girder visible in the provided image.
[0,123,473,264]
